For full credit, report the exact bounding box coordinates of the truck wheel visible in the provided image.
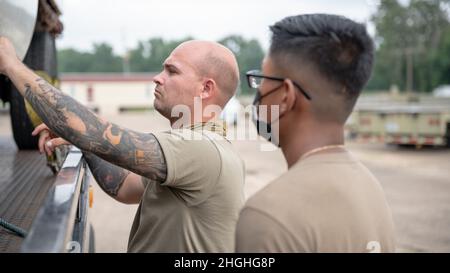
[10,85,38,150]
[9,31,58,150]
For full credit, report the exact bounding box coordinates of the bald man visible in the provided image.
[0,38,245,252]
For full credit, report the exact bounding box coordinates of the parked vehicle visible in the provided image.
[0,0,62,150]
[351,95,450,147]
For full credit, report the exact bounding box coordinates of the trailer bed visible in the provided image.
[0,136,55,252]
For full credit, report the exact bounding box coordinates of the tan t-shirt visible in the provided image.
[235,149,396,253]
[128,122,245,253]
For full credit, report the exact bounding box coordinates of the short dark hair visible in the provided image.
[269,14,374,100]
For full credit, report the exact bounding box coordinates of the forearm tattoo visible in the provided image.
[24,78,167,183]
[83,152,130,197]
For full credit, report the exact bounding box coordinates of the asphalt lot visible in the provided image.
[1,111,449,252]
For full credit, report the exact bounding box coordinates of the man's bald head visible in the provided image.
[173,40,240,103]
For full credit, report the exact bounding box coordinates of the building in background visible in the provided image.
[60,73,156,115]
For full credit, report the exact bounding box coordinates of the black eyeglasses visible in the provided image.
[246,70,312,101]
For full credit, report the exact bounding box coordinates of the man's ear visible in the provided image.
[200,79,216,100]
[280,79,297,114]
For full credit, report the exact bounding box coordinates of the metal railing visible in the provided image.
[21,146,92,253]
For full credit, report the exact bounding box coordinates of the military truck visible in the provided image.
[0,0,67,173]
[0,0,95,253]
[350,94,450,147]
[0,0,62,150]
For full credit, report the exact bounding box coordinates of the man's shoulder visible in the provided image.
[154,128,233,151]
[243,169,302,219]
[153,129,222,156]
[153,128,244,189]
[155,128,209,141]
[237,188,311,252]
[242,151,370,219]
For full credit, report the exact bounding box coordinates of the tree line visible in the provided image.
[58,0,450,94]
[58,35,264,94]
[367,0,450,93]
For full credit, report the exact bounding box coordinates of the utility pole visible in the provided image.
[405,48,414,95]
[121,28,130,74]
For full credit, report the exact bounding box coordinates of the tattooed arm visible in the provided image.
[33,123,148,203]
[83,152,147,204]
[0,38,167,196]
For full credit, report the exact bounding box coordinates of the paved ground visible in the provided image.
[348,142,450,252]
[1,111,449,252]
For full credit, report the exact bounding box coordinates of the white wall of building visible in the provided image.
[60,78,156,115]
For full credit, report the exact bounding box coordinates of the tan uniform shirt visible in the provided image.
[236,149,396,253]
[128,122,245,252]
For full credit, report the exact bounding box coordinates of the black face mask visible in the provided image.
[251,85,283,146]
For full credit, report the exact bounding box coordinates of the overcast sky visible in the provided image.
[56,0,385,54]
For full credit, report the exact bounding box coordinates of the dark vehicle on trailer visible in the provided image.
[0,0,95,253]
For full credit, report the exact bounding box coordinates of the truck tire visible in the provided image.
[10,85,38,149]
[9,31,58,150]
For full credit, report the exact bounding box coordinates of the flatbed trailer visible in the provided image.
[0,136,94,253]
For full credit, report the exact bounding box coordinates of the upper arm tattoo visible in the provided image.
[83,152,130,197]
[24,78,167,183]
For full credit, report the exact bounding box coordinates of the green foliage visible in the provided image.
[57,35,265,95]
[128,37,193,72]
[366,0,450,93]
[58,43,122,73]
[218,35,265,94]
[57,0,450,95]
